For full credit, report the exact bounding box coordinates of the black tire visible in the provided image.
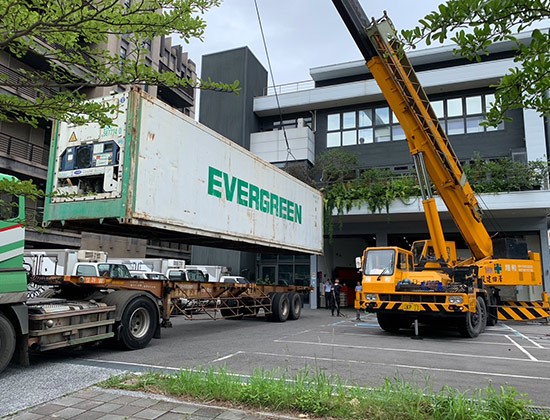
[287,292,302,320]
[486,294,498,326]
[264,293,276,321]
[0,313,16,374]
[220,299,243,320]
[458,296,486,338]
[270,293,289,322]
[377,312,401,333]
[38,288,58,298]
[118,297,158,350]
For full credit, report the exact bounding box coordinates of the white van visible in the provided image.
[219,276,250,284]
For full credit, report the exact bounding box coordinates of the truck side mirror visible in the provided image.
[355,257,362,269]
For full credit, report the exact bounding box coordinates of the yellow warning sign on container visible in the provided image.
[69,132,77,142]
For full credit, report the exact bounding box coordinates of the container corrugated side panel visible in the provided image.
[131,92,323,254]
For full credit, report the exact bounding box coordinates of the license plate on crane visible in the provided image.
[401,303,421,311]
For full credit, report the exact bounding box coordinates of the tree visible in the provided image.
[0,0,239,127]
[401,0,549,126]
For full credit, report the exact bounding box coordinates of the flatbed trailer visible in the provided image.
[28,274,308,351]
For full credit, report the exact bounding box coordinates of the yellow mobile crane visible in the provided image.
[332,0,549,337]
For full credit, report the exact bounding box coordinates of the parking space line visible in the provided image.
[245,351,550,382]
[505,336,538,361]
[274,339,550,364]
[211,351,244,363]
[502,324,545,349]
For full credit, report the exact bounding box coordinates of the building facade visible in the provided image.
[200,36,550,302]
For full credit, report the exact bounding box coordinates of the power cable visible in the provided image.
[253,0,296,166]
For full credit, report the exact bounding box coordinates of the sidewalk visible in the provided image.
[4,387,301,420]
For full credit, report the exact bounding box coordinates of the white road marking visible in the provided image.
[273,339,550,364]
[242,351,550,382]
[502,324,544,348]
[211,351,243,363]
[505,336,538,361]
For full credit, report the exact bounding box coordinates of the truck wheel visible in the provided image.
[287,292,302,320]
[270,293,289,322]
[458,296,486,338]
[377,313,401,333]
[0,313,16,373]
[119,297,158,350]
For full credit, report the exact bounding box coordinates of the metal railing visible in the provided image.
[0,132,49,167]
[263,80,315,96]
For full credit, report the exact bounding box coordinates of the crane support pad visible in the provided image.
[497,302,550,321]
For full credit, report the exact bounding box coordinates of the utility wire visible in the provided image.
[253,0,296,166]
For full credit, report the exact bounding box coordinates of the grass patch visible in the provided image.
[100,367,549,420]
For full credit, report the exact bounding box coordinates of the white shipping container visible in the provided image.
[45,89,323,255]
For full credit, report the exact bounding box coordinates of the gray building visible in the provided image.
[199,35,550,301]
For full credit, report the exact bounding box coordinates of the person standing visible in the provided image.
[324,279,332,309]
[331,279,341,317]
[355,281,362,321]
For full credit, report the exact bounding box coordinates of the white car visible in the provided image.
[219,276,250,284]
[129,270,168,280]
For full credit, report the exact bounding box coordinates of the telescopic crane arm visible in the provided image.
[332,0,494,261]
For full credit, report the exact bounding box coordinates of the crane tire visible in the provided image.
[458,296,486,338]
[377,312,401,333]
[0,313,16,374]
[287,292,302,320]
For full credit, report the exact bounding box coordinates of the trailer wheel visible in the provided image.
[287,292,302,320]
[0,313,16,373]
[270,293,289,322]
[119,297,158,350]
[458,296,486,338]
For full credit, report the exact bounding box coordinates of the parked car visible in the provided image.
[219,276,250,284]
[129,270,168,280]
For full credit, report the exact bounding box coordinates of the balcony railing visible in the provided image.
[0,132,49,167]
[263,80,315,96]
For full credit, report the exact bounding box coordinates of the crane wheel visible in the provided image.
[0,313,16,374]
[458,296,487,338]
[377,312,401,333]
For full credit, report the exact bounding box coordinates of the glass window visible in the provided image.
[485,94,495,112]
[447,98,463,117]
[374,126,391,142]
[374,107,390,124]
[447,118,465,135]
[327,114,340,131]
[392,125,406,141]
[466,96,482,115]
[343,112,356,129]
[431,100,444,118]
[358,128,373,144]
[364,249,395,276]
[342,130,357,146]
[466,116,484,133]
[327,132,341,148]
[358,109,372,127]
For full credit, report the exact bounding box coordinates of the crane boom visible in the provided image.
[332,0,493,261]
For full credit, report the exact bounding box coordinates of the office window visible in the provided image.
[325,93,502,148]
